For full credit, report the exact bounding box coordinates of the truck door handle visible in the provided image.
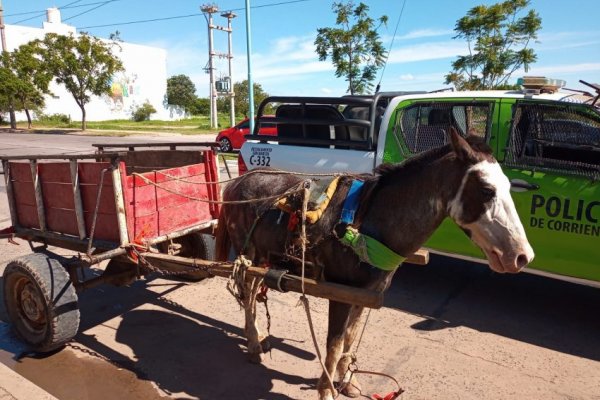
[510,179,539,191]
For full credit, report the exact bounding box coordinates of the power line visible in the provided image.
[13,0,86,24]
[63,0,116,22]
[78,0,311,30]
[377,0,407,91]
[6,0,123,17]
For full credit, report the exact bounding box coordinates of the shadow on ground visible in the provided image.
[385,254,600,362]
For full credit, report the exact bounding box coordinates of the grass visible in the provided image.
[1,114,237,136]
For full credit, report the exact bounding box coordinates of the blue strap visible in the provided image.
[340,180,364,224]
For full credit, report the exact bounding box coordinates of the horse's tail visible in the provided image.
[215,211,231,261]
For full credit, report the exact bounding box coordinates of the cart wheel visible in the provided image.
[158,233,216,281]
[3,253,80,353]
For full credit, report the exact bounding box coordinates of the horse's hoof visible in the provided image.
[248,352,264,364]
[340,381,362,398]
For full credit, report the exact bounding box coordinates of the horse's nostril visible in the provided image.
[516,254,529,269]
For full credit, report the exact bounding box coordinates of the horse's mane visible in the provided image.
[352,136,492,225]
[373,135,493,178]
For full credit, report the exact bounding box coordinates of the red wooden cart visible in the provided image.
[1,143,397,354]
[0,143,221,351]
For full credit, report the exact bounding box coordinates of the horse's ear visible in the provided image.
[448,127,476,163]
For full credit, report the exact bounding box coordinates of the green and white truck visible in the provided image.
[238,78,600,286]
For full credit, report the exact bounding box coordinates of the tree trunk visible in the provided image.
[9,103,16,130]
[25,109,32,129]
[80,105,86,131]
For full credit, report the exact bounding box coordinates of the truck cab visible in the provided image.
[239,78,600,285]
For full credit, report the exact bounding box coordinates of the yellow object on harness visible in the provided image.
[276,177,340,224]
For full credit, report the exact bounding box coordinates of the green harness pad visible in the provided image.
[340,226,406,271]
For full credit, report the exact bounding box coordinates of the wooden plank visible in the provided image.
[38,162,72,183]
[143,253,384,309]
[405,248,430,265]
[2,161,19,228]
[111,162,129,246]
[70,160,87,240]
[0,153,123,161]
[30,160,47,232]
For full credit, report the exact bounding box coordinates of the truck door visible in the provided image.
[503,101,600,282]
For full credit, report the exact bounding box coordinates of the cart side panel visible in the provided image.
[9,163,38,229]
[204,150,221,218]
[124,162,214,241]
[78,162,120,242]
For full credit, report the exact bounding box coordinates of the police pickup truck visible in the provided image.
[238,77,600,286]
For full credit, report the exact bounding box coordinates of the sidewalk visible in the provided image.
[0,362,58,400]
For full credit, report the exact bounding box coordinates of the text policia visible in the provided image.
[530,194,600,237]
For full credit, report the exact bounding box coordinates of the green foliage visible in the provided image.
[217,80,270,117]
[189,97,210,116]
[36,33,124,130]
[167,74,197,113]
[0,42,53,129]
[131,101,157,122]
[314,1,388,95]
[36,113,71,124]
[445,0,542,90]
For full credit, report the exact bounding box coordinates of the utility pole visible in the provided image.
[0,0,16,130]
[221,11,236,128]
[201,4,218,129]
[244,0,254,134]
[0,0,7,52]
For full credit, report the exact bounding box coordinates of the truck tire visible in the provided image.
[158,233,216,281]
[3,253,80,353]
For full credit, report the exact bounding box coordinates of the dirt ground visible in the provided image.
[1,132,599,400]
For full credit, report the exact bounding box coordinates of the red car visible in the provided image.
[216,116,277,152]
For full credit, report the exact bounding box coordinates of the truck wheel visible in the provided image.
[158,233,216,281]
[3,253,80,352]
[219,138,233,153]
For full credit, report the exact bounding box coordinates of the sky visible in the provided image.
[3,0,600,98]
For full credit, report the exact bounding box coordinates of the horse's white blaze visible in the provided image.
[449,160,534,273]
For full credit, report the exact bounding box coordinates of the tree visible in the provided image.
[218,80,270,118]
[2,43,53,129]
[445,0,542,90]
[0,65,20,129]
[131,101,156,121]
[167,74,197,113]
[37,33,124,130]
[315,1,388,95]
[189,97,210,116]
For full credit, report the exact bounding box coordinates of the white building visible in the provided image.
[5,8,173,121]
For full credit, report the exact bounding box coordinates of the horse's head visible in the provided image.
[446,128,534,273]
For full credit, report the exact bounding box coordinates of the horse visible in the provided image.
[215,128,534,400]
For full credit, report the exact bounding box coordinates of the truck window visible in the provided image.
[394,102,492,154]
[506,102,600,179]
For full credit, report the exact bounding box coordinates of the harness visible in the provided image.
[337,180,406,271]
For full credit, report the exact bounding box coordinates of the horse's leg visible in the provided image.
[317,300,352,400]
[242,277,266,363]
[336,305,365,398]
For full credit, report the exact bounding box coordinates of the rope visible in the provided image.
[227,255,253,307]
[296,181,337,396]
[136,167,350,186]
[131,172,306,205]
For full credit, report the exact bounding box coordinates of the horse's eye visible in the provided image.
[482,187,495,200]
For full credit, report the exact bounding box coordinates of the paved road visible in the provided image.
[0,132,599,400]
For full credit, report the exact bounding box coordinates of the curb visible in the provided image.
[0,362,58,400]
